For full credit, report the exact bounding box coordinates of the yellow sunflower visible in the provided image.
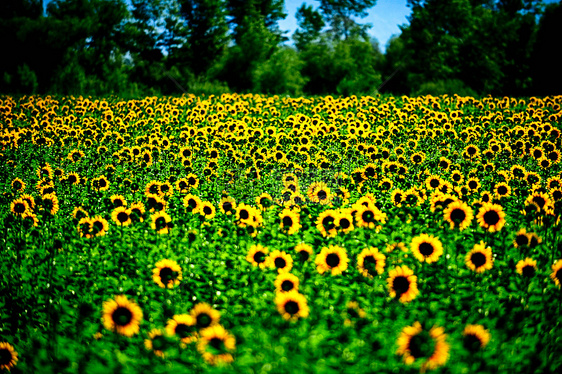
[144,329,167,357]
[190,303,221,330]
[410,234,444,264]
[246,244,270,269]
[0,342,18,371]
[315,245,349,276]
[275,290,309,321]
[102,295,143,337]
[443,200,473,231]
[269,250,293,273]
[462,324,491,352]
[465,241,494,273]
[166,314,198,344]
[387,265,419,303]
[551,260,562,288]
[397,321,449,372]
[515,258,537,277]
[197,324,236,365]
[274,272,300,293]
[476,203,506,232]
[357,247,386,278]
[152,259,182,288]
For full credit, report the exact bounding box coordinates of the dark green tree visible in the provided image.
[293,3,325,51]
[318,0,376,40]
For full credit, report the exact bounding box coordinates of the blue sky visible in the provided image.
[279,0,410,52]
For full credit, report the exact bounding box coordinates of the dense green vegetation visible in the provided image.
[1,0,561,97]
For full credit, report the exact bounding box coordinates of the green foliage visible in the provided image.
[413,79,478,97]
[252,47,307,96]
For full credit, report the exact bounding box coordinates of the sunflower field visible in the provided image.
[1,94,562,373]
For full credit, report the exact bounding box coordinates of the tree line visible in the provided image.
[1,0,561,97]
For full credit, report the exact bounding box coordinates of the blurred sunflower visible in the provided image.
[144,329,168,358]
[476,203,506,232]
[152,259,182,288]
[151,211,172,234]
[411,234,443,264]
[246,244,269,269]
[387,265,419,303]
[110,194,127,208]
[343,301,367,327]
[256,192,274,210]
[190,303,220,330]
[315,245,349,276]
[166,314,197,344]
[275,290,309,321]
[0,342,18,371]
[197,324,236,365]
[466,241,493,273]
[513,228,530,248]
[40,193,60,215]
[10,198,29,217]
[102,295,143,337]
[112,206,132,226]
[316,210,338,237]
[443,200,473,231]
[269,250,293,273]
[516,258,537,277]
[183,194,202,213]
[279,209,300,235]
[462,324,490,352]
[294,243,313,262]
[91,215,109,237]
[357,247,386,278]
[550,260,562,288]
[11,178,25,192]
[199,201,216,220]
[494,182,511,199]
[219,196,236,215]
[129,202,146,222]
[274,272,299,293]
[396,321,449,372]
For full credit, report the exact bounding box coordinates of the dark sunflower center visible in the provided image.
[326,253,340,267]
[468,181,477,189]
[209,337,224,352]
[15,203,26,213]
[483,210,500,225]
[363,255,377,275]
[196,313,212,328]
[114,199,124,207]
[362,210,374,223]
[498,186,508,195]
[451,208,466,223]
[393,276,410,296]
[522,265,535,277]
[340,218,350,229]
[317,190,327,200]
[419,242,434,256]
[99,179,107,187]
[515,234,529,247]
[152,335,166,351]
[0,347,13,365]
[161,185,169,193]
[260,197,271,207]
[283,216,293,227]
[253,251,266,263]
[322,216,335,229]
[175,323,192,338]
[93,221,104,232]
[155,217,167,228]
[13,181,22,190]
[112,307,133,326]
[430,179,440,188]
[463,334,482,352]
[532,196,546,208]
[159,267,174,283]
[285,300,299,315]
[203,206,212,215]
[471,252,487,268]
[240,209,249,220]
[223,202,232,212]
[299,251,309,261]
[274,257,287,269]
[468,147,477,155]
[281,280,294,291]
[556,269,562,282]
[453,174,461,181]
[117,212,129,223]
[414,155,422,163]
[409,332,434,359]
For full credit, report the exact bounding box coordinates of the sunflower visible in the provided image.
[494,182,511,199]
[279,209,300,235]
[166,314,198,344]
[462,324,490,352]
[550,260,562,288]
[129,202,146,223]
[110,194,127,208]
[91,215,109,237]
[22,212,39,228]
[425,175,442,190]
[516,258,537,277]
[145,180,162,196]
[92,175,109,191]
[343,301,367,327]
[144,329,168,358]
[10,198,29,216]
[335,209,354,233]
[465,241,493,273]
[357,247,386,278]
[246,244,270,269]
[102,295,143,337]
[199,201,216,220]
[443,200,473,231]
[275,272,299,293]
[190,303,221,330]
[387,265,419,303]
[466,177,481,192]
[0,342,18,371]
[256,192,274,210]
[355,205,387,228]
[476,203,506,232]
[40,193,60,215]
[20,194,35,210]
[397,322,449,372]
[112,206,132,226]
[315,245,349,276]
[513,228,530,248]
[411,234,443,264]
[316,209,338,237]
[294,243,313,262]
[275,290,309,321]
[153,259,183,288]
[219,196,236,215]
[525,191,553,212]
[77,217,93,238]
[151,211,172,234]
[183,194,202,213]
[269,250,293,273]
[11,178,25,192]
[307,181,332,205]
[197,324,236,365]
[159,181,174,197]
